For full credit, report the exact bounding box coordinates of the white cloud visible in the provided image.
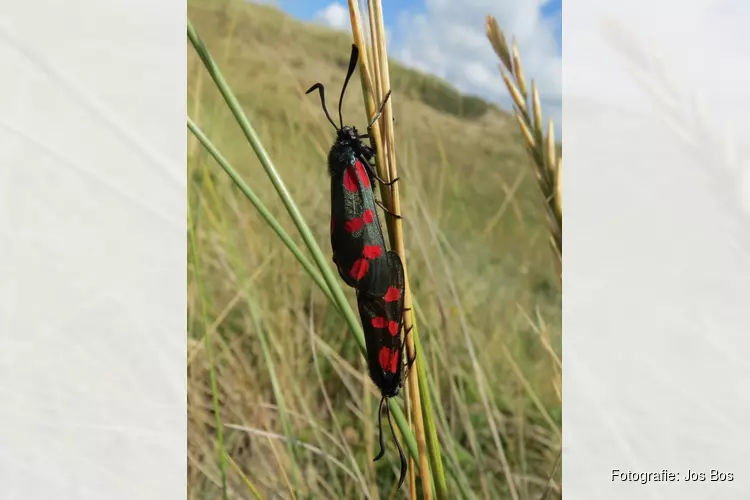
[312,3,391,44]
[313,2,349,31]
[392,0,562,134]
[465,61,494,88]
[308,1,561,132]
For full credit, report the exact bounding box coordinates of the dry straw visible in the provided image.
[486,16,562,283]
[345,1,447,498]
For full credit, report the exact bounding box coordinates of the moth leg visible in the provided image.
[400,325,417,375]
[374,199,402,219]
[359,154,400,187]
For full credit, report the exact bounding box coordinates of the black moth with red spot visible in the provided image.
[306,44,400,298]
[307,44,413,491]
[356,251,414,491]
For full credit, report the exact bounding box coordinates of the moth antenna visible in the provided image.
[386,401,408,490]
[337,44,360,129]
[305,83,338,131]
[373,396,386,462]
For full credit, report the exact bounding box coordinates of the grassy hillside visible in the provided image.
[187,1,561,498]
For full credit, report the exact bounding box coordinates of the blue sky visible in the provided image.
[280,0,561,53]
[276,0,411,34]
[541,0,562,53]
[262,0,562,133]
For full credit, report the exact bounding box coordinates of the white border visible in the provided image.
[564,0,750,497]
[0,0,186,498]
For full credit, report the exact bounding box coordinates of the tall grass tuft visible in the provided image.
[486,16,562,284]
[187,5,431,496]
[187,1,561,498]
[486,16,563,499]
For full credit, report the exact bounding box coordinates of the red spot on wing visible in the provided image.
[350,258,369,280]
[384,286,401,303]
[362,209,374,223]
[372,316,387,329]
[388,321,400,336]
[378,346,393,372]
[355,160,371,189]
[345,217,364,232]
[390,350,400,374]
[343,166,358,192]
[362,245,382,260]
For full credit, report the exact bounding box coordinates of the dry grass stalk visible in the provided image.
[363,3,426,495]
[347,1,433,498]
[486,16,562,283]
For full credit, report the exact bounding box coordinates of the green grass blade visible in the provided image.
[187,117,337,307]
[187,19,359,341]
[187,17,422,479]
[226,451,264,500]
[188,203,229,500]
[245,293,303,494]
[412,298,475,500]
[411,318,448,498]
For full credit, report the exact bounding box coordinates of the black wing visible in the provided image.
[330,155,391,297]
[356,251,406,396]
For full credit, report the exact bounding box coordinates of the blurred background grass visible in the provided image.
[187,0,561,498]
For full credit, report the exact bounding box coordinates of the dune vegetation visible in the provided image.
[187,1,561,498]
